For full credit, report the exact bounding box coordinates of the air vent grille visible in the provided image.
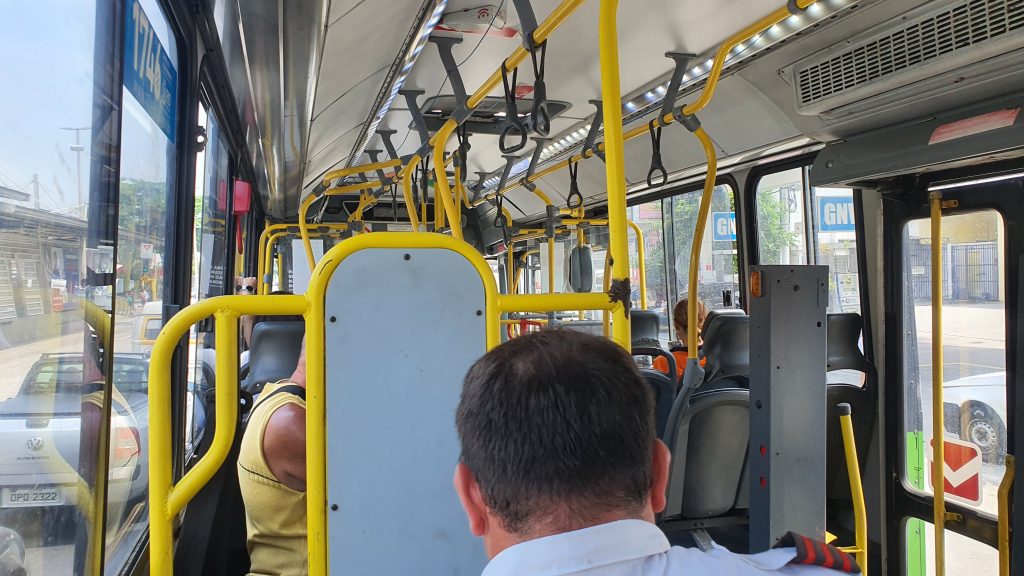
[797,0,1024,108]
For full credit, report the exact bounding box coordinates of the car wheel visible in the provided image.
[964,404,1006,464]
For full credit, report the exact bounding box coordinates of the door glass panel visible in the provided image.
[904,519,997,576]
[0,1,122,573]
[756,167,807,265]
[668,185,740,339]
[106,0,179,567]
[812,187,860,314]
[901,210,1006,520]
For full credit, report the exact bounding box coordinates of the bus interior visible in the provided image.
[0,0,1021,574]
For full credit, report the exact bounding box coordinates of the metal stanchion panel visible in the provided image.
[324,247,489,574]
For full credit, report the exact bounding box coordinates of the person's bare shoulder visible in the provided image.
[263,403,307,491]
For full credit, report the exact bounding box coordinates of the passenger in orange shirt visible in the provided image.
[653,298,708,380]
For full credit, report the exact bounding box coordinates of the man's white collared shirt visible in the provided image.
[480,520,856,576]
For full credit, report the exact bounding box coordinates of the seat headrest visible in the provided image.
[700,308,745,340]
[246,321,305,389]
[827,313,870,372]
[630,309,660,343]
[702,314,749,383]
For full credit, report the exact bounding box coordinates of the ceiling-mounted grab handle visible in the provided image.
[646,121,668,189]
[499,63,529,154]
[566,161,584,209]
[529,41,551,137]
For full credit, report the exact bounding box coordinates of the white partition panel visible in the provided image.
[324,247,489,574]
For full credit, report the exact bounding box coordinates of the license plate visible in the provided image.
[1,487,64,507]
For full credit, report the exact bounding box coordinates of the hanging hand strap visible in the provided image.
[566,161,584,209]
[499,62,528,154]
[646,120,667,188]
[529,41,551,137]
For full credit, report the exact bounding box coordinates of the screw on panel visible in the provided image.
[475,310,483,316]
[331,504,338,511]
[329,316,337,323]
[403,254,411,261]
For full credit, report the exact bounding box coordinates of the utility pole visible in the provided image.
[59,126,89,217]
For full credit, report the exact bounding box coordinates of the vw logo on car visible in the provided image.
[25,437,43,454]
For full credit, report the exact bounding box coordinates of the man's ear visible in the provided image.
[454,463,488,537]
[650,440,671,514]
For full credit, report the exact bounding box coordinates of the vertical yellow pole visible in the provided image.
[686,129,717,354]
[257,223,271,295]
[838,403,868,575]
[999,454,1014,576]
[578,227,586,320]
[298,194,318,271]
[400,158,421,232]
[627,220,647,310]
[930,191,946,576]
[598,0,629,348]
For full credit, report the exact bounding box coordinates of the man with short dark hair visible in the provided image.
[454,330,858,575]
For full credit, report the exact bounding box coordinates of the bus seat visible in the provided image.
[242,321,305,395]
[663,388,749,520]
[824,313,876,504]
[701,313,749,386]
[631,309,661,345]
[661,312,751,530]
[700,308,744,341]
[638,367,675,439]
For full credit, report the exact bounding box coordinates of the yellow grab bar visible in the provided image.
[837,403,868,575]
[599,0,630,349]
[297,177,388,270]
[428,0,587,241]
[626,219,647,310]
[686,127,718,355]
[476,0,818,207]
[929,191,948,576]
[999,454,1014,576]
[148,294,307,575]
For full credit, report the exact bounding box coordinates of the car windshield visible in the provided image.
[21,357,149,396]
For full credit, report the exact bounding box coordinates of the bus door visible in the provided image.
[884,171,1023,575]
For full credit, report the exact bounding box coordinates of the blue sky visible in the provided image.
[0,0,175,213]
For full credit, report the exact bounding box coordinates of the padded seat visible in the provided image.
[241,321,305,395]
[631,310,676,438]
[661,313,750,527]
[824,314,875,504]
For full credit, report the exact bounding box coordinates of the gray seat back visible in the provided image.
[700,308,745,341]
[663,386,749,519]
[630,309,660,345]
[701,313,749,385]
[242,321,305,394]
[824,313,875,502]
[638,368,676,439]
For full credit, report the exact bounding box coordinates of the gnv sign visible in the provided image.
[712,212,736,241]
[818,197,855,232]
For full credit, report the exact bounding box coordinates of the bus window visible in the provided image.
[106,0,180,568]
[812,187,861,314]
[668,184,739,328]
[0,2,120,573]
[755,167,808,266]
[901,210,1006,523]
[627,201,669,343]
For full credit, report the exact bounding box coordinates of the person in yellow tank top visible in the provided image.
[238,338,308,576]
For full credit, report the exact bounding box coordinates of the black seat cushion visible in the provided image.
[242,321,305,394]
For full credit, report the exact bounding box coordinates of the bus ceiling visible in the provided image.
[216,0,1024,221]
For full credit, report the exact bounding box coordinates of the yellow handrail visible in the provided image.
[999,454,1014,576]
[929,191,947,576]
[599,0,630,348]
[626,219,647,310]
[298,177,389,270]
[262,228,349,294]
[837,403,868,575]
[148,294,307,575]
[428,0,587,240]
[303,232,502,574]
[686,127,717,355]
[475,0,817,207]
